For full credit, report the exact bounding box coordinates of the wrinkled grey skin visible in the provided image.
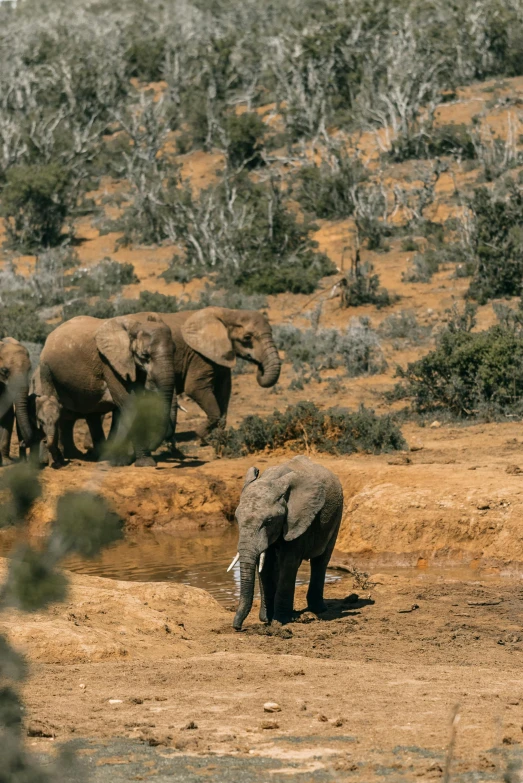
[134,308,281,441]
[0,337,33,466]
[39,314,176,467]
[232,456,344,631]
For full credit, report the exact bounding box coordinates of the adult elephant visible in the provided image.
[136,308,281,440]
[229,456,343,630]
[39,314,176,467]
[0,337,33,466]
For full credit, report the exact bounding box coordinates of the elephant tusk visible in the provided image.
[177,403,188,413]
[259,551,266,573]
[227,553,240,572]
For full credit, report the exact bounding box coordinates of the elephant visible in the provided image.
[0,337,33,466]
[38,314,176,467]
[229,456,344,630]
[18,392,63,467]
[134,307,281,441]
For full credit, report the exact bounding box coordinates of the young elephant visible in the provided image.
[229,456,343,630]
[0,337,33,465]
[18,394,64,467]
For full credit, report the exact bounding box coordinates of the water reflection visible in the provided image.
[0,528,341,606]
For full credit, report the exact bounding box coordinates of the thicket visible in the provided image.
[334,259,393,308]
[209,401,406,457]
[466,181,523,303]
[1,0,522,262]
[393,306,523,417]
[160,175,336,294]
[274,317,387,384]
[295,145,367,219]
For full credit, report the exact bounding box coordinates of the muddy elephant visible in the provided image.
[229,456,344,630]
[39,314,176,467]
[134,307,281,440]
[0,337,33,466]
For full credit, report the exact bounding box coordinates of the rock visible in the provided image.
[506,464,523,475]
[430,421,442,428]
[26,720,56,738]
[183,720,198,730]
[109,699,123,704]
[318,714,329,722]
[398,604,420,614]
[387,455,411,465]
[261,720,279,730]
[263,702,281,713]
[334,718,344,727]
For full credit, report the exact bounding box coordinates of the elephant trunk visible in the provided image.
[14,384,33,446]
[233,551,257,630]
[149,356,176,439]
[256,335,281,388]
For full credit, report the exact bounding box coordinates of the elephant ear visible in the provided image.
[243,466,259,489]
[95,317,136,382]
[181,308,235,367]
[283,471,326,542]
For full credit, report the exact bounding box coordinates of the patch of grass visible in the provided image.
[224,112,266,170]
[0,303,51,344]
[378,310,432,346]
[208,401,406,457]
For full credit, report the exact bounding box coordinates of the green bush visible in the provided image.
[208,401,406,457]
[0,303,51,343]
[295,148,367,219]
[69,259,138,298]
[466,183,523,303]
[1,164,73,250]
[335,261,392,308]
[274,318,387,379]
[394,321,523,417]
[225,112,266,169]
[402,250,441,283]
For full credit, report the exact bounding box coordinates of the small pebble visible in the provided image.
[79,684,86,690]
[263,702,281,713]
[109,699,123,704]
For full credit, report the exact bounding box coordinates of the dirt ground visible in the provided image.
[2,560,522,781]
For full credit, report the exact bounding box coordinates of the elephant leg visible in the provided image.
[86,414,106,460]
[307,528,339,614]
[214,366,232,425]
[0,406,15,466]
[185,363,222,442]
[259,548,277,624]
[60,417,82,460]
[273,551,301,625]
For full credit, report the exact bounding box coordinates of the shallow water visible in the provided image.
[0,528,343,606]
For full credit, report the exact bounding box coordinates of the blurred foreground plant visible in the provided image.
[0,461,123,780]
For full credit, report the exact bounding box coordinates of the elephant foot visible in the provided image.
[259,606,269,623]
[0,455,13,467]
[307,601,327,615]
[134,456,156,468]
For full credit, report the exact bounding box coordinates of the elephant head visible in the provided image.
[0,337,33,447]
[95,315,176,445]
[231,464,326,630]
[35,394,62,465]
[181,307,281,387]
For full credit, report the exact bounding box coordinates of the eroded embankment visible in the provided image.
[16,420,523,568]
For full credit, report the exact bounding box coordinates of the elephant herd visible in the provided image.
[0,310,344,631]
[0,306,282,468]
